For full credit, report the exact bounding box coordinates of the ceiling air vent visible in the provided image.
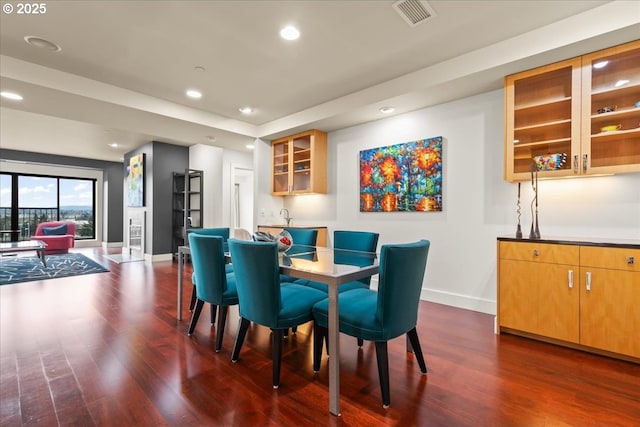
[392,0,436,27]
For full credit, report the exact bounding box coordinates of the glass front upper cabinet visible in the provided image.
[504,40,640,182]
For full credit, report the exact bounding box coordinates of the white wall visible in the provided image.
[260,89,640,315]
[222,149,253,230]
[189,144,253,229]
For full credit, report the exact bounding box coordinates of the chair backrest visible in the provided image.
[228,239,282,328]
[35,221,75,236]
[188,227,230,250]
[377,240,430,339]
[334,230,379,252]
[233,228,253,241]
[284,228,317,246]
[188,234,229,305]
[334,230,379,285]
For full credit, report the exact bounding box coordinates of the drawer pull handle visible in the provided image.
[586,272,592,292]
[628,256,635,265]
[568,270,573,289]
[533,250,539,257]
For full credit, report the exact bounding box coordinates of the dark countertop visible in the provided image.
[497,235,640,249]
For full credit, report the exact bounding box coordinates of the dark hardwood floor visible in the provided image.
[1,247,639,427]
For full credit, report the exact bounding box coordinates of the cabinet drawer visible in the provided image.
[499,241,579,265]
[580,247,640,272]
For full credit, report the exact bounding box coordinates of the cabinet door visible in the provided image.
[499,259,538,333]
[272,139,290,195]
[581,40,640,175]
[536,264,579,343]
[504,58,582,182]
[291,133,312,193]
[580,267,640,358]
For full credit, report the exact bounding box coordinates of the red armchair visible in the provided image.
[30,221,76,254]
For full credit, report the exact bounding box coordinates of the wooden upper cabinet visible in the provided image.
[504,40,640,182]
[504,58,582,181]
[271,130,327,196]
[581,41,640,175]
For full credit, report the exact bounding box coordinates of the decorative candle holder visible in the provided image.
[515,182,522,238]
[529,164,541,239]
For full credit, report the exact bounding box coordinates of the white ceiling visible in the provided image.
[1,1,638,162]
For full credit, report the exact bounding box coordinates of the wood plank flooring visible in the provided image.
[1,248,639,426]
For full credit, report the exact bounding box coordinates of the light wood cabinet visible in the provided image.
[579,246,640,358]
[498,238,640,361]
[271,130,327,195]
[504,40,640,182]
[581,42,640,175]
[498,242,580,343]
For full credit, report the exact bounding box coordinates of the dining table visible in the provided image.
[176,243,379,416]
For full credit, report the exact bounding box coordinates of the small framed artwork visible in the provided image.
[359,136,442,212]
[127,153,145,207]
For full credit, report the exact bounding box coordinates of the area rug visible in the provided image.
[0,253,109,285]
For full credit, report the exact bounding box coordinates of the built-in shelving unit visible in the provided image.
[172,169,203,254]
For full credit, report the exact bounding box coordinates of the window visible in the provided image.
[1,173,96,241]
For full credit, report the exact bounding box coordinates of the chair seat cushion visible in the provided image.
[222,273,239,305]
[314,288,397,341]
[276,284,327,329]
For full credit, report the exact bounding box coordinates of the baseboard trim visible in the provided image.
[102,241,124,248]
[367,278,495,315]
[149,253,172,262]
[420,288,496,315]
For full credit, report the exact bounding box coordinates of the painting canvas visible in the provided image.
[127,153,145,207]
[359,136,442,212]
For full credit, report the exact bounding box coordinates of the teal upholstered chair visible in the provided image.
[280,227,318,283]
[283,227,318,246]
[312,239,430,408]
[302,230,379,293]
[187,234,239,353]
[187,228,233,319]
[228,239,327,389]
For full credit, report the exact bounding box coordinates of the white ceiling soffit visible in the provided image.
[393,0,437,27]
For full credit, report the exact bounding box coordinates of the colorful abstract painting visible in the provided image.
[359,136,442,212]
[127,153,145,207]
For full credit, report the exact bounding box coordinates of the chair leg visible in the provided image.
[406,328,428,374]
[215,306,228,353]
[231,318,250,362]
[272,329,284,389]
[189,285,197,311]
[210,303,217,324]
[188,299,205,335]
[357,338,364,347]
[374,341,391,408]
[313,322,326,372]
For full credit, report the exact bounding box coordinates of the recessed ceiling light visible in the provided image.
[108,143,119,148]
[380,106,395,114]
[614,79,630,88]
[206,136,216,142]
[24,36,61,52]
[246,144,255,150]
[194,66,206,72]
[593,60,608,69]
[280,25,300,41]
[0,91,23,101]
[239,107,253,114]
[186,89,202,99]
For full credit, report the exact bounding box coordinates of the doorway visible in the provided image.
[231,166,254,233]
